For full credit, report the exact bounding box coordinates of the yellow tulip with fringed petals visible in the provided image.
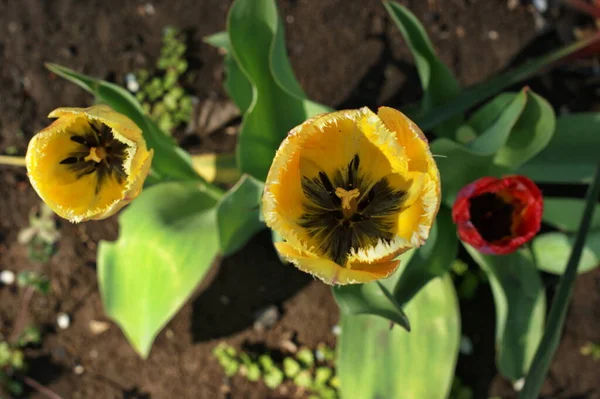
[26,105,154,222]
[262,107,440,285]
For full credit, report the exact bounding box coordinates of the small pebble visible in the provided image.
[459,335,473,355]
[332,325,342,336]
[219,295,230,305]
[89,349,98,359]
[488,30,499,41]
[253,305,280,332]
[0,270,16,285]
[513,377,525,392]
[455,26,465,38]
[165,329,174,339]
[89,320,110,335]
[532,0,548,13]
[280,339,298,354]
[74,364,85,375]
[286,15,294,24]
[57,313,71,330]
[125,73,139,93]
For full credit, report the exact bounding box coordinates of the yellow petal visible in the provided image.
[275,242,400,285]
[26,105,152,222]
[263,106,441,285]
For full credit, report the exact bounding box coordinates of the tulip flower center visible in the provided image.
[59,121,128,194]
[469,193,515,242]
[299,154,406,266]
[335,187,360,217]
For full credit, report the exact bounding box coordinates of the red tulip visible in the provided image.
[452,176,543,255]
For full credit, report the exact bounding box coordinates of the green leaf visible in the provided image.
[384,1,461,138]
[432,88,552,204]
[533,232,600,275]
[393,206,458,306]
[520,162,600,399]
[465,245,545,381]
[191,153,241,185]
[543,197,600,232]
[494,91,555,169]
[518,113,600,183]
[337,274,460,399]
[98,181,220,357]
[216,174,265,255]
[431,138,506,205]
[204,32,253,114]
[203,31,229,49]
[467,93,517,134]
[467,90,528,156]
[45,63,202,183]
[332,250,414,331]
[227,0,331,180]
[415,34,600,132]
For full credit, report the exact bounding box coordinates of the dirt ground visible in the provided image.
[0,0,599,398]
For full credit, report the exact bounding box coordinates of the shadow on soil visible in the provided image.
[190,230,312,342]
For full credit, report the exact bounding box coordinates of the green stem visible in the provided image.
[0,155,26,167]
[519,161,600,399]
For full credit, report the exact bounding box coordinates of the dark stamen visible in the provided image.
[59,121,128,193]
[59,157,78,165]
[469,193,515,242]
[299,153,405,265]
[70,135,86,145]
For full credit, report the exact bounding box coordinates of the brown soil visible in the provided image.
[0,0,599,398]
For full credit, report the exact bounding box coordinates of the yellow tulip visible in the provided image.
[26,105,154,222]
[262,107,440,285]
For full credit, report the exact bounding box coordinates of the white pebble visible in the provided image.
[57,313,70,330]
[459,335,473,355]
[488,30,499,41]
[125,73,140,93]
[0,270,15,285]
[513,377,525,392]
[332,325,342,336]
[532,0,548,13]
[73,364,84,375]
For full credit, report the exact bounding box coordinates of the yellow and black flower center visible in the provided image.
[299,154,406,266]
[59,121,128,194]
[469,193,515,242]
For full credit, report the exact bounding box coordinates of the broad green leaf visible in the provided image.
[203,31,229,49]
[467,93,516,134]
[468,90,527,155]
[543,197,600,232]
[333,250,415,330]
[520,162,600,399]
[393,206,458,305]
[466,90,556,169]
[216,174,265,256]
[337,274,460,399]
[228,0,331,180]
[465,245,545,381]
[432,88,552,204]
[384,1,461,138]
[494,91,555,169]
[191,153,241,185]
[204,32,253,114]
[415,34,600,132]
[431,138,507,205]
[518,113,600,183]
[533,231,600,275]
[98,182,220,357]
[45,63,202,183]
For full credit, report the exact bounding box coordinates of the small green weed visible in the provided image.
[130,26,194,134]
[213,342,339,398]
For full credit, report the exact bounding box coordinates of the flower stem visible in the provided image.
[0,155,26,167]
